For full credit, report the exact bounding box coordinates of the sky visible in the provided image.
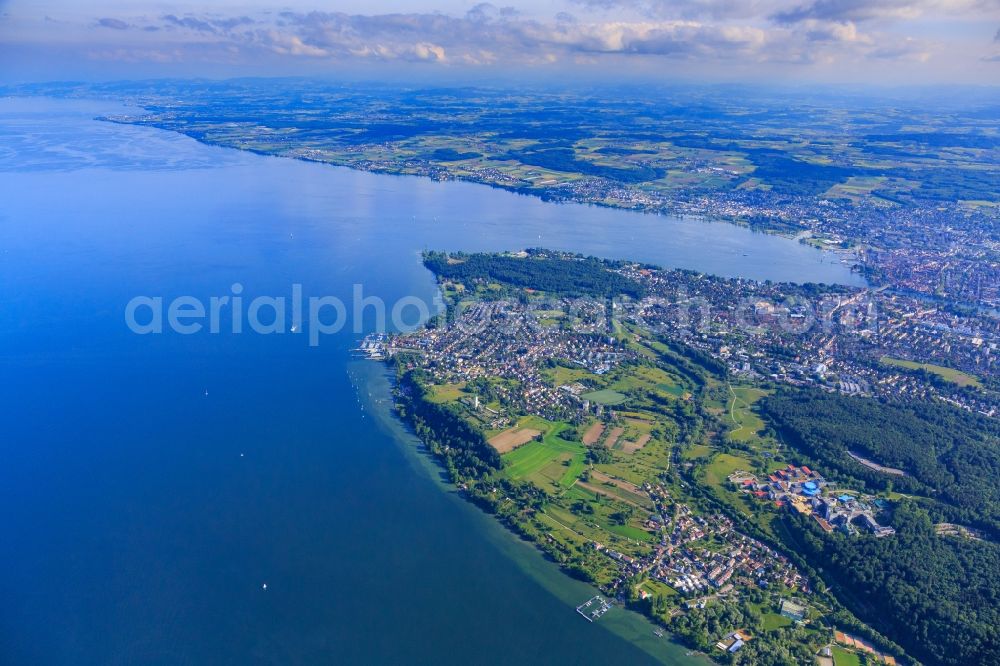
[1,1,999,84]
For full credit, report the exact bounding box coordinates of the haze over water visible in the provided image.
[0,98,861,665]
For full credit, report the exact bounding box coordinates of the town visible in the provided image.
[369,250,998,418]
[611,261,997,416]
[360,249,989,665]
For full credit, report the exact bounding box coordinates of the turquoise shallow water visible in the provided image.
[0,97,860,665]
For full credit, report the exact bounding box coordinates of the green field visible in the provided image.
[880,356,980,387]
[607,523,655,542]
[704,453,754,489]
[545,365,596,386]
[501,420,585,490]
[682,444,713,460]
[638,365,687,397]
[831,646,863,666]
[761,612,793,631]
[606,362,688,399]
[701,452,767,523]
[727,385,768,442]
[586,474,654,509]
[640,579,678,600]
[581,389,628,406]
[426,382,467,404]
[535,510,589,547]
[548,486,655,546]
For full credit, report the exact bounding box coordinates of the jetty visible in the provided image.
[576,596,611,622]
[355,334,389,360]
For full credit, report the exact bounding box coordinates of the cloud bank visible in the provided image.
[3,1,1000,81]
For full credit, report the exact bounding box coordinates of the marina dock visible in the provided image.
[576,596,611,622]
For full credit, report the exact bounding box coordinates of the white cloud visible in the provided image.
[800,19,870,42]
[773,0,1000,24]
[3,1,999,81]
[118,10,824,64]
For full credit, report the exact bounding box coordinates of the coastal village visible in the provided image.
[355,249,970,665]
[368,250,998,418]
[383,298,633,423]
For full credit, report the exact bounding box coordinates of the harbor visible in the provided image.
[576,596,611,623]
[355,334,389,360]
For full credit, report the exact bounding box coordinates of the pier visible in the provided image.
[576,596,611,622]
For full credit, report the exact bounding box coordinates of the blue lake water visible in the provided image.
[0,97,862,665]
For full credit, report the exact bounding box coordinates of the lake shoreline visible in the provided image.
[350,358,714,666]
[0,96,864,664]
[108,114,864,258]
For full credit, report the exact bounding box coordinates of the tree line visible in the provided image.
[761,389,1000,534]
[423,250,646,299]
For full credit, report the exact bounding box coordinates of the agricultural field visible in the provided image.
[581,389,627,406]
[584,470,653,509]
[601,426,625,448]
[500,418,587,492]
[581,420,605,445]
[484,352,701,556]
[880,356,980,387]
[620,434,651,454]
[488,426,541,454]
[824,175,888,201]
[726,385,769,442]
[548,485,656,547]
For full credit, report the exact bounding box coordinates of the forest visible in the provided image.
[787,503,1000,666]
[761,390,1000,666]
[393,367,501,481]
[423,250,645,299]
[761,390,1000,534]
